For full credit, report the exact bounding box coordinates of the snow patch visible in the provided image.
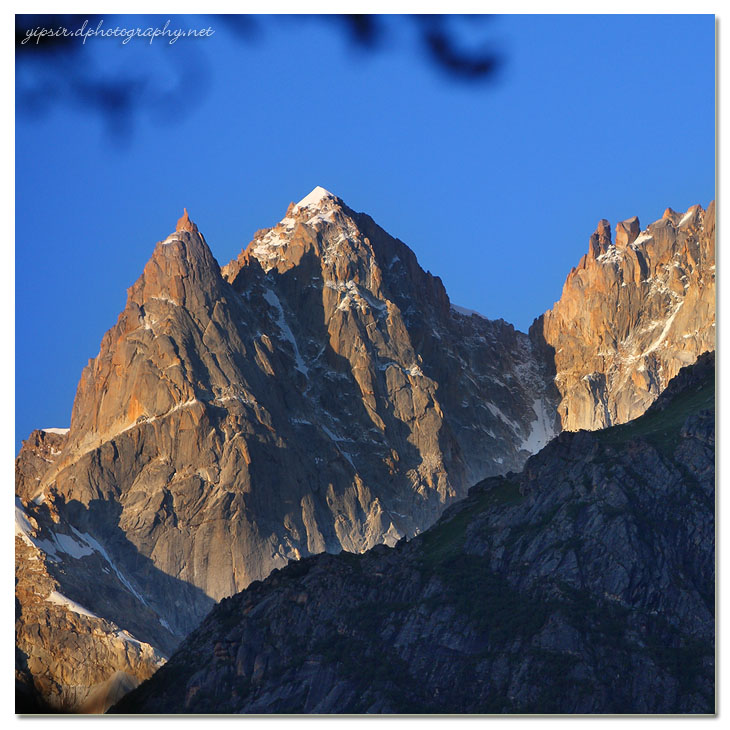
[632,233,653,247]
[320,425,347,443]
[320,424,356,469]
[215,393,257,408]
[54,533,94,559]
[41,427,69,435]
[644,301,684,356]
[115,629,143,647]
[597,246,623,265]
[262,289,309,375]
[451,304,489,321]
[521,399,556,454]
[70,527,149,607]
[15,499,62,561]
[334,280,387,315]
[306,209,336,226]
[486,403,521,433]
[149,295,179,306]
[250,229,290,272]
[15,499,38,547]
[679,209,695,226]
[47,591,99,619]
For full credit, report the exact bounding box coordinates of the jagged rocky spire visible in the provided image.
[176,208,198,234]
[615,216,640,248]
[588,219,612,257]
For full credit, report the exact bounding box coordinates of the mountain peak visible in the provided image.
[588,218,612,257]
[594,219,612,239]
[294,186,336,210]
[176,208,198,234]
[615,215,640,248]
[662,207,678,220]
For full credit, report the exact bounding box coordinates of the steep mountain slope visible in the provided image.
[15,190,714,713]
[15,517,166,713]
[15,189,557,711]
[15,429,174,712]
[113,353,715,715]
[532,203,715,431]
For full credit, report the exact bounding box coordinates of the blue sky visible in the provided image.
[15,14,715,449]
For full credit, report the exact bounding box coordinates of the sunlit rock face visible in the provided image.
[15,189,558,711]
[15,501,167,714]
[532,202,714,432]
[15,189,715,712]
[111,354,715,715]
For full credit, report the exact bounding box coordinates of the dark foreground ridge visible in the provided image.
[111,352,715,714]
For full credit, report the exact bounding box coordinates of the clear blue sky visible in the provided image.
[15,14,715,449]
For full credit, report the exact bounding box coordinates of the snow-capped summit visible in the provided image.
[294,186,335,210]
[15,187,715,713]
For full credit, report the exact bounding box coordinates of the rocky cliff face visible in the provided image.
[16,189,715,713]
[113,353,715,714]
[16,188,558,711]
[532,203,715,431]
[15,429,68,502]
[15,493,167,713]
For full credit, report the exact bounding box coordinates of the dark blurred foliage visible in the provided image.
[16,14,502,140]
[414,15,500,79]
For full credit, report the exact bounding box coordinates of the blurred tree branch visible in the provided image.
[16,14,502,140]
